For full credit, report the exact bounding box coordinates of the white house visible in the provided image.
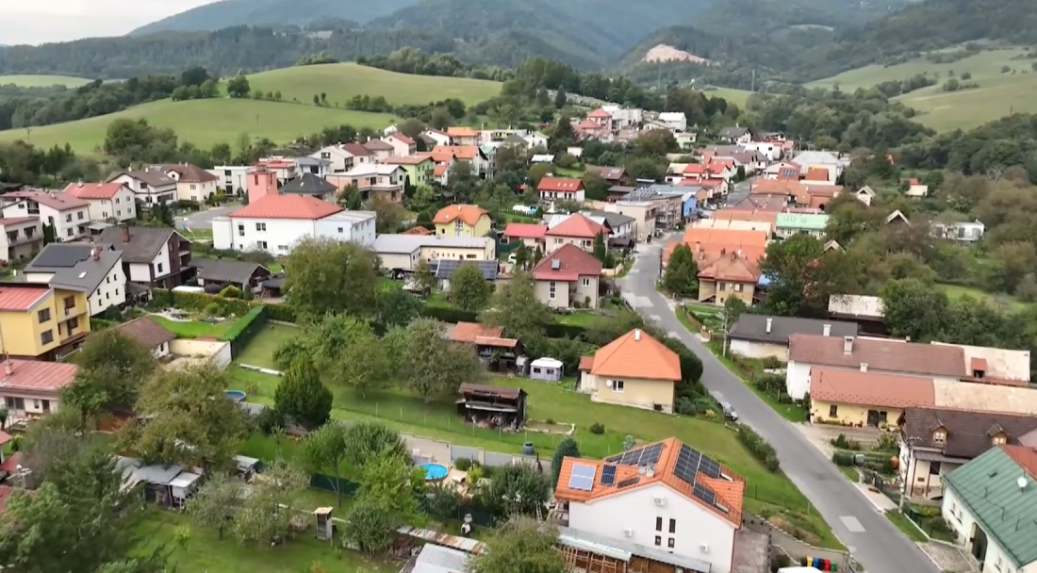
[95,226,193,290]
[422,129,451,147]
[727,316,858,361]
[114,315,176,359]
[0,217,43,262]
[22,244,126,316]
[554,438,745,573]
[383,133,416,156]
[151,164,219,202]
[1,191,92,242]
[524,131,550,149]
[212,194,376,256]
[941,445,1037,573]
[107,169,178,208]
[209,166,250,195]
[744,141,783,161]
[61,182,137,224]
[932,221,985,242]
[657,112,687,132]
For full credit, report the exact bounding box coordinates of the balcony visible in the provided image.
[6,233,41,246]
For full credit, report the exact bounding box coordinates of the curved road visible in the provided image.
[617,239,940,573]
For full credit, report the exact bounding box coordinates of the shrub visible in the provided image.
[754,373,785,394]
[735,423,781,472]
[454,458,473,471]
[203,302,221,316]
[219,285,243,299]
[761,356,783,370]
[832,451,855,466]
[254,406,285,434]
[831,434,850,448]
[545,418,555,425]
[874,432,899,452]
[420,305,478,324]
[589,423,605,435]
[914,504,942,518]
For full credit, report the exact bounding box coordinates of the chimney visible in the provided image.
[860,363,868,372]
[765,318,772,334]
[823,324,831,336]
[121,226,130,243]
[77,180,83,187]
[91,246,100,261]
[634,329,641,341]
[4,360,12,377]
[694,241,701,252]
[843,336,854,354]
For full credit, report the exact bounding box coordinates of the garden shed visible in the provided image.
[529,357,564,382]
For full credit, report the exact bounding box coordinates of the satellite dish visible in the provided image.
[1019,476,1028,489]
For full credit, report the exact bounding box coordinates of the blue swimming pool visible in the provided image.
[225,390,246,402]
[420,463,448,481]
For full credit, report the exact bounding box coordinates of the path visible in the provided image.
[617,238,940,573]
[177,204,237,230]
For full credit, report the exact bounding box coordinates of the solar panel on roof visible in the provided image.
[600,464,617,486]
[31,244,94,268]
[692,484,717,506]
[433,259,498,280]
[699,456,722,479]
[673,444,701,486]
[568,463,596,491]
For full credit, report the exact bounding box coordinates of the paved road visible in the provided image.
[617,240,939,573]
[177,205,238,231]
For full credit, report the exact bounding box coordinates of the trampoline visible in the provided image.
[225,390,247,402]
[420,463,449,481]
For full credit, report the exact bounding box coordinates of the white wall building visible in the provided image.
[107,169,178,208]
[212,194,376,256]
[22,244,126,317]
[210,165,251,194]
[1,191,92,242]
[61,182,137,224]
[657,112,688,132]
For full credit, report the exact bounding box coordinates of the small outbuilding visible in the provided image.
[529,357,564,382]
[456,383,528,430]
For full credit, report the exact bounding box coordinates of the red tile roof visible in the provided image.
[0,359,79,394]
[805,167,829,182]
[811,368,936,409]
[430,146,481,163]
[683,163,708,175]
[433,205,489,226]
[546,214,609,239]
[5,190,89,211]
[537,177,584,193]
[0,451,21,474]
[230,194,343,220]
[387,133,415,145]
[587,328,680,381]
[62,182,126,200]
[532,244,602,281]
[446,127,478,138]
[380,155,432,165]
[1003,445,1037,480]
[578,356,595,371]
[402,226,433,235]
[451,322,504,343]
[0,285,49,311]
[503,223,548,240]
[587,109,611,119]
[434,164,449,177]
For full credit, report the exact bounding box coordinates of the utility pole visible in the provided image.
[25,127,32,142]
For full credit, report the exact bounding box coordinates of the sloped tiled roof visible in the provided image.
[341,143,372,156]
[230,194,342,220]
[584,165,625,180]
[61,182,126,200]
[531,244,602,281]
[280,173,337,195]
[430,145,481,163]
[503,223,548,240]
[538,177,584,193]
[446,127,478,137]
[546,214,609,239]
[433,205,489,226]
[789,334,967,377]
[811,368,936,409]
[115,315,176,350]
[729,315,858,345]
[902,408,1037,459]
[5,191,88,211]
[587,329,680,381]
[0,358,78,393]
[362,139,395,152]
[155,163,218,183]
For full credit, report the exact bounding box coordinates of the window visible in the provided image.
[103,211,108,218]
[338,227,344,233]
[734,283,743,292]
[549,281,556,299]
[77,211,84,220]
[656,517,663,531]
[933,430,946,443]
[66,228,73,237]
[237,224,245,237]
[719,282,726,291]
[466,254,476,259]
[654,536,661,547]
[63,295,75,309]
[33,399,40,410]
[190,184,197,190]
[156,263,164,274]
[667,538,675,549]
[554,238,562,244]
[582,278,591,287]
[996,556,1002,571]
[278,245,289,252]
[41,330,54,345]
[68,317,79,330]
[37,308,51,323]
[258,241,268,250]
[993,434,1007,445]
[829,404,838,417]
[613,380,624,392]
[65,214,72,223]
[256,222,267,231]
[929,462,941,475]
[668,519,676,534]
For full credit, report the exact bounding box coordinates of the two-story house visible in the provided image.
[380,154,434,188]
[212,194,376,256]
[61,181,137,224]
[429,146,490,179]
[577,329,681,412]
[362,139,396,162]
[0,217,43,262]
[503,223,548,251]
[383,133,416,156]
[538,177,586,204]
[295,157,330,177]
[554,438,746,573]
[532,244,603,310]
[209,165,250,194]
[151,164,219,202]
[446,127,479,146]
[432,205,491,237]
[22,244,126,317]
[106,169,178,208]
[95,226,193,290]
[0,282,92,360]
[279,173,338,202]
[371,235,496,274]
[310,144,370,174]
[545,213,609,254]
[1,191,91,242]
[422,129,451,147]
[0,358,78,421]
[331,164,407,203]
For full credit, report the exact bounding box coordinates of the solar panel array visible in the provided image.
[605,442,664,467]
[600,464,617,486]
[568,463,596,491]
[674,444,729,513]
[432,259,499,280]
[693,484,717,506]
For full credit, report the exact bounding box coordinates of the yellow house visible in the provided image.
[433,205,491,238]
[0,283,91,360]
[577,328,681,413]
[809,368,936,428]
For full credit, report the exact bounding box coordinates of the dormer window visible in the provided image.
[992,434,1007,445]
[933,430,947,443]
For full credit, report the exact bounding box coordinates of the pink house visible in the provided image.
[246,167,279,205]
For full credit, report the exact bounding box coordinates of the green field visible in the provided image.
[245,63,502,107]
[702,87,753,108]
[0,74,93,87]
[0,98,395,152]
[808,48,1037,131]
[937,283,1030,311]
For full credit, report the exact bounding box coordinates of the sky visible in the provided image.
[0,0,217,45]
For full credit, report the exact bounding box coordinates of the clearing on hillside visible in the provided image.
[641,44,715,66]
[0,74,94,87]
[0,98,395,153]
[244,63,502,107]
[700,87,752,108]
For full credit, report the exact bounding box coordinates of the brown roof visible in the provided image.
[388,133,415,145]
[5,190,89,211]
[115,315,177,349]
[450,322,504,344]
[1003,445,1037,480]
[789,334,967,378]
[584,165,625,181]
[107,168,176,188]
[902,408,1037,459]
[155,163,217,183]
[811,368,936,409]
[0,359,78,394]
[458,383,523,400]
[554,438,744,526]
[341,143,372,156]
[588,329,681,381]
[362,139,395,152]
[433,205,489,227]
[402,226,432,235]
[532,244,602,282]
[804,167,830,182]
[380,155,432,165]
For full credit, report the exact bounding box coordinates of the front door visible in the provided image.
[866,410,881,427]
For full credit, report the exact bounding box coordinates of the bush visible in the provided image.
[830,433,861,450]
[544,322,589,339]
[264,303,297,323]
[589,423,605,435]
[454,458,473,471]
[219,285,243,299]
[735,424,781,472]
[254,406,285,434]
[761,356,783,370]
[754,373,785,394]
[914,504,942,519]
[832,451,855,466]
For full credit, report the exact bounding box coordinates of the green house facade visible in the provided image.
[774,213,829,239]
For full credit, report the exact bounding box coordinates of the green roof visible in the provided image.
[775,213,829,231]
[944,447,1037,567]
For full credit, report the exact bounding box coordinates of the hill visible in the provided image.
[0,75,93,87]
[130,0,418,35]
[245,63,501,106]
[0,99,395,152]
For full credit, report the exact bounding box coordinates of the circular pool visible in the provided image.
[420,463,449,481]
[225,390,247,402]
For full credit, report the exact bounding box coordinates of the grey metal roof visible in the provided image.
[295,156,330,167]
[583,210,635,229]
[371,234,491,254]
[280,173,336,195]
[25,244,123,293]
[108,168,176,187]
[718,127,750,138]
[412,543,470,573]
[192,258,269,285]
[728,315,858,345]
[95,226,179,263]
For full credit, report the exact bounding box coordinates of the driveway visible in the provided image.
[617,239,940,573]
[177,204,238,230]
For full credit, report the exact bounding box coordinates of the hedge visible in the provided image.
[734,423,781,472]
[152,289,297,324]
[420,304,591,341]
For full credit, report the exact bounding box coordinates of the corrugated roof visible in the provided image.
[589,329,680,381]
[0,285,50,311]
[944,446,1037,567]
[0,359,78,393]
[811,368,936,409]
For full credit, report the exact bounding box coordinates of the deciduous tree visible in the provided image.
[377,287,423,327]
[880,278,950,342]
[187,472,244,540]
[480,270,553,343]
[480,464,550,518]
[232,461,309,545]
[227,75,251,98]
[413,258,437,293]
[466,518,565,573]
[274,356,333,430]
[62,328,155,427]
[550,438,580,488]
[662,244,699,297]
[284,237,381,322]
[450,263,493,312]
[343,499,397,554]
[343,421,408,468]
[394,318,486,403]
[300,423,350,505]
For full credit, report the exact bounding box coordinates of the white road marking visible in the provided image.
[841,516,866,533]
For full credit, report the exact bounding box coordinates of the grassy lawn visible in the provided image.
[839,465,860,482]
[233,323,300,369]
[0,74,93,87]
[555,310,601,326]
[937,283,1030,312]
[245,63,501,107]
[150,315,237,339]
[138,511,399,573]
[700,87,753,108]
[884,510,927,543]
[0,98,396,153]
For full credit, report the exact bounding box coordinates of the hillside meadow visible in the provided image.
[0,99,396,153]
[808,48,1037,131]
[0,74,93,87]
[243,63,502,107]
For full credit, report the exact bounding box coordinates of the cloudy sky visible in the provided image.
[1,0,216,45]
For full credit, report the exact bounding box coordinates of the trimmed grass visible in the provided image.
[937,283,1030,311]
[0,98,396,153]
[245,63,501,107]
[555,310,600,326]
[150,315,237,339]
[233,323,300,370]
[0,74,93,87]
[884,510,928,543]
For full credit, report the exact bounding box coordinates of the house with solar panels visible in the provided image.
[553,438,751,573]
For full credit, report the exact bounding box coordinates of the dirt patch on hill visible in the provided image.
[642,44,716,66]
